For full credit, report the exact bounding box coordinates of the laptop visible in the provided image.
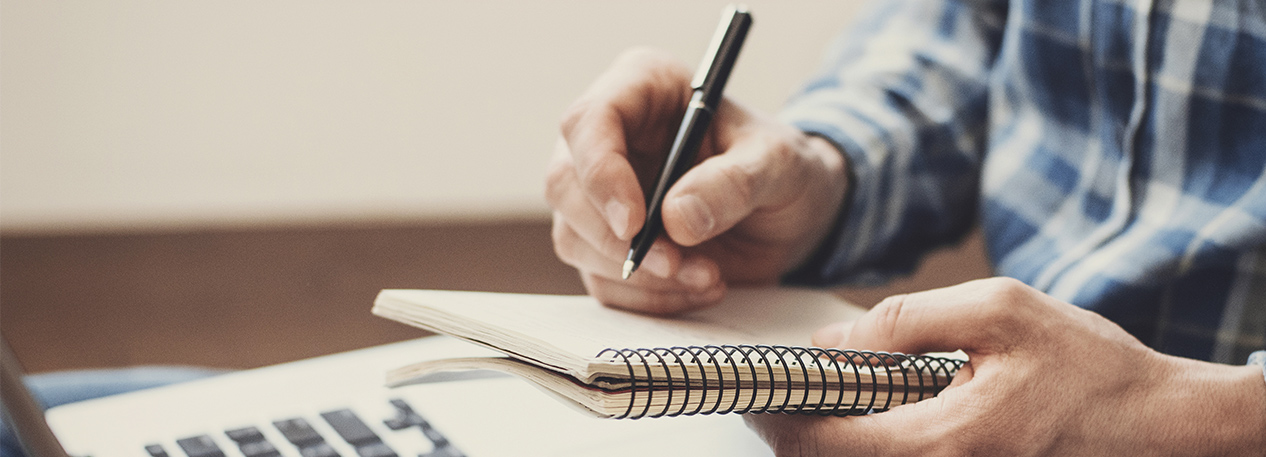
[2,335,773,457]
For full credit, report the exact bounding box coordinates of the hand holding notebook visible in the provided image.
[372,287,963,419]
[745,279,1266,455]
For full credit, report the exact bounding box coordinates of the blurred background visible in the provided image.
[1,1,988,373]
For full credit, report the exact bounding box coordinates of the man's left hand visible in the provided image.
[746,277,1266,456]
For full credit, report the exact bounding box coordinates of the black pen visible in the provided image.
[623,5,752,280]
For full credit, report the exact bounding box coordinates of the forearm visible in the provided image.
[778,134,850,277]
[1064,349,1266,456]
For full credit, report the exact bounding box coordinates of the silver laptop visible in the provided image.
[2,334,773,457]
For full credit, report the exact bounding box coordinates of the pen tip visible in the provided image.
[622,260,635,280]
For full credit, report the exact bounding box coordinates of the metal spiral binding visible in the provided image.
[594,345,963,420]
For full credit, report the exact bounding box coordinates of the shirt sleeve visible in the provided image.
[780,0,1008,286]
[1250,351,1266,384]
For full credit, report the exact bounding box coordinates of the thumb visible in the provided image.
[660,130,807,246]
[828,278,1043,356]
[812,320,853,348]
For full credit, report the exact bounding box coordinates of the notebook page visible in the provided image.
[372,288,866,380]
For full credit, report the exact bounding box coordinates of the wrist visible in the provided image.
[782,134,849,275]
[1149,356,1266,456]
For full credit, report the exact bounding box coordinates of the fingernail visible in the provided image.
[678,260,713,290]
[643,245,672,278]
[675,195,715,239]
[812,321,852,348]
[605,200,630,238]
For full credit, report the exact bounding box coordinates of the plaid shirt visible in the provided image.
[780,0,1266,364]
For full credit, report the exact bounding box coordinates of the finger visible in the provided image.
[745,402,946,457]
[545,149,625,257]
[557,226,717,295]
[672,253,723,291]
[562,224,714,294]
[660,106,816,246]
[547,154,682,279]
[558,110,644,240]
[558,50,692,240]
[640,240,684,281]
[553,215,690,286]
[582,271,726,315]
[816,278,1047,356]
[812,319,977,395]
[812,321,853,348]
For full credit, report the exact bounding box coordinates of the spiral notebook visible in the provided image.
[372,288,964,419]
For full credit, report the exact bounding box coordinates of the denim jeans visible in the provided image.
[1,366,221,457]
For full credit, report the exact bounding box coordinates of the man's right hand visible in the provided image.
[546,47,850,314]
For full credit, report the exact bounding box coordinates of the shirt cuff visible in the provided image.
[1250,351,1266,384]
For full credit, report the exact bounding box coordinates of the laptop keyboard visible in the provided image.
[144,398,462,457]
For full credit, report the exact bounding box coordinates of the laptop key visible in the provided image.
[383,399,426,430]
[273,418,324,447]
[382,399,454,451]
[224,425,281,457]
[387,399,413,413]
[298,442,340,457]
[321,409,380,446]
[238,439,282,457]
[225,426,266,443]
[176,435,226,457]
[145,444,170,457]
[382,417,411,431]
[425,447,464,457]
[354,442,398,457]
[420,426,448,447]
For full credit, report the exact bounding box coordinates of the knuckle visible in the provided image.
[550,218,577,264]
[715,160,756,209]
[767,135,802,167]
[760,139,800,194]
[577,153,623,192]
[558,98,594,138]
[980,277,1032,309]
[599,230,627,258]
[984,275,1030,294]
[544,154,574,208]
[615,46,672,68]
[975,277,1036,331]
[614,47,691,91]
[871,294,910,343]
[767,129,820,184]
[563,48,674,138]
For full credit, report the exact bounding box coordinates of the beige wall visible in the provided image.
[0,1,864,234]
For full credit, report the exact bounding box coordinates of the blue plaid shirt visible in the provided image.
[780,0,1266,365]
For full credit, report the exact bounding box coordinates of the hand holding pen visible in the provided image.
[621,5,752,281]
[546,5,850,314]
